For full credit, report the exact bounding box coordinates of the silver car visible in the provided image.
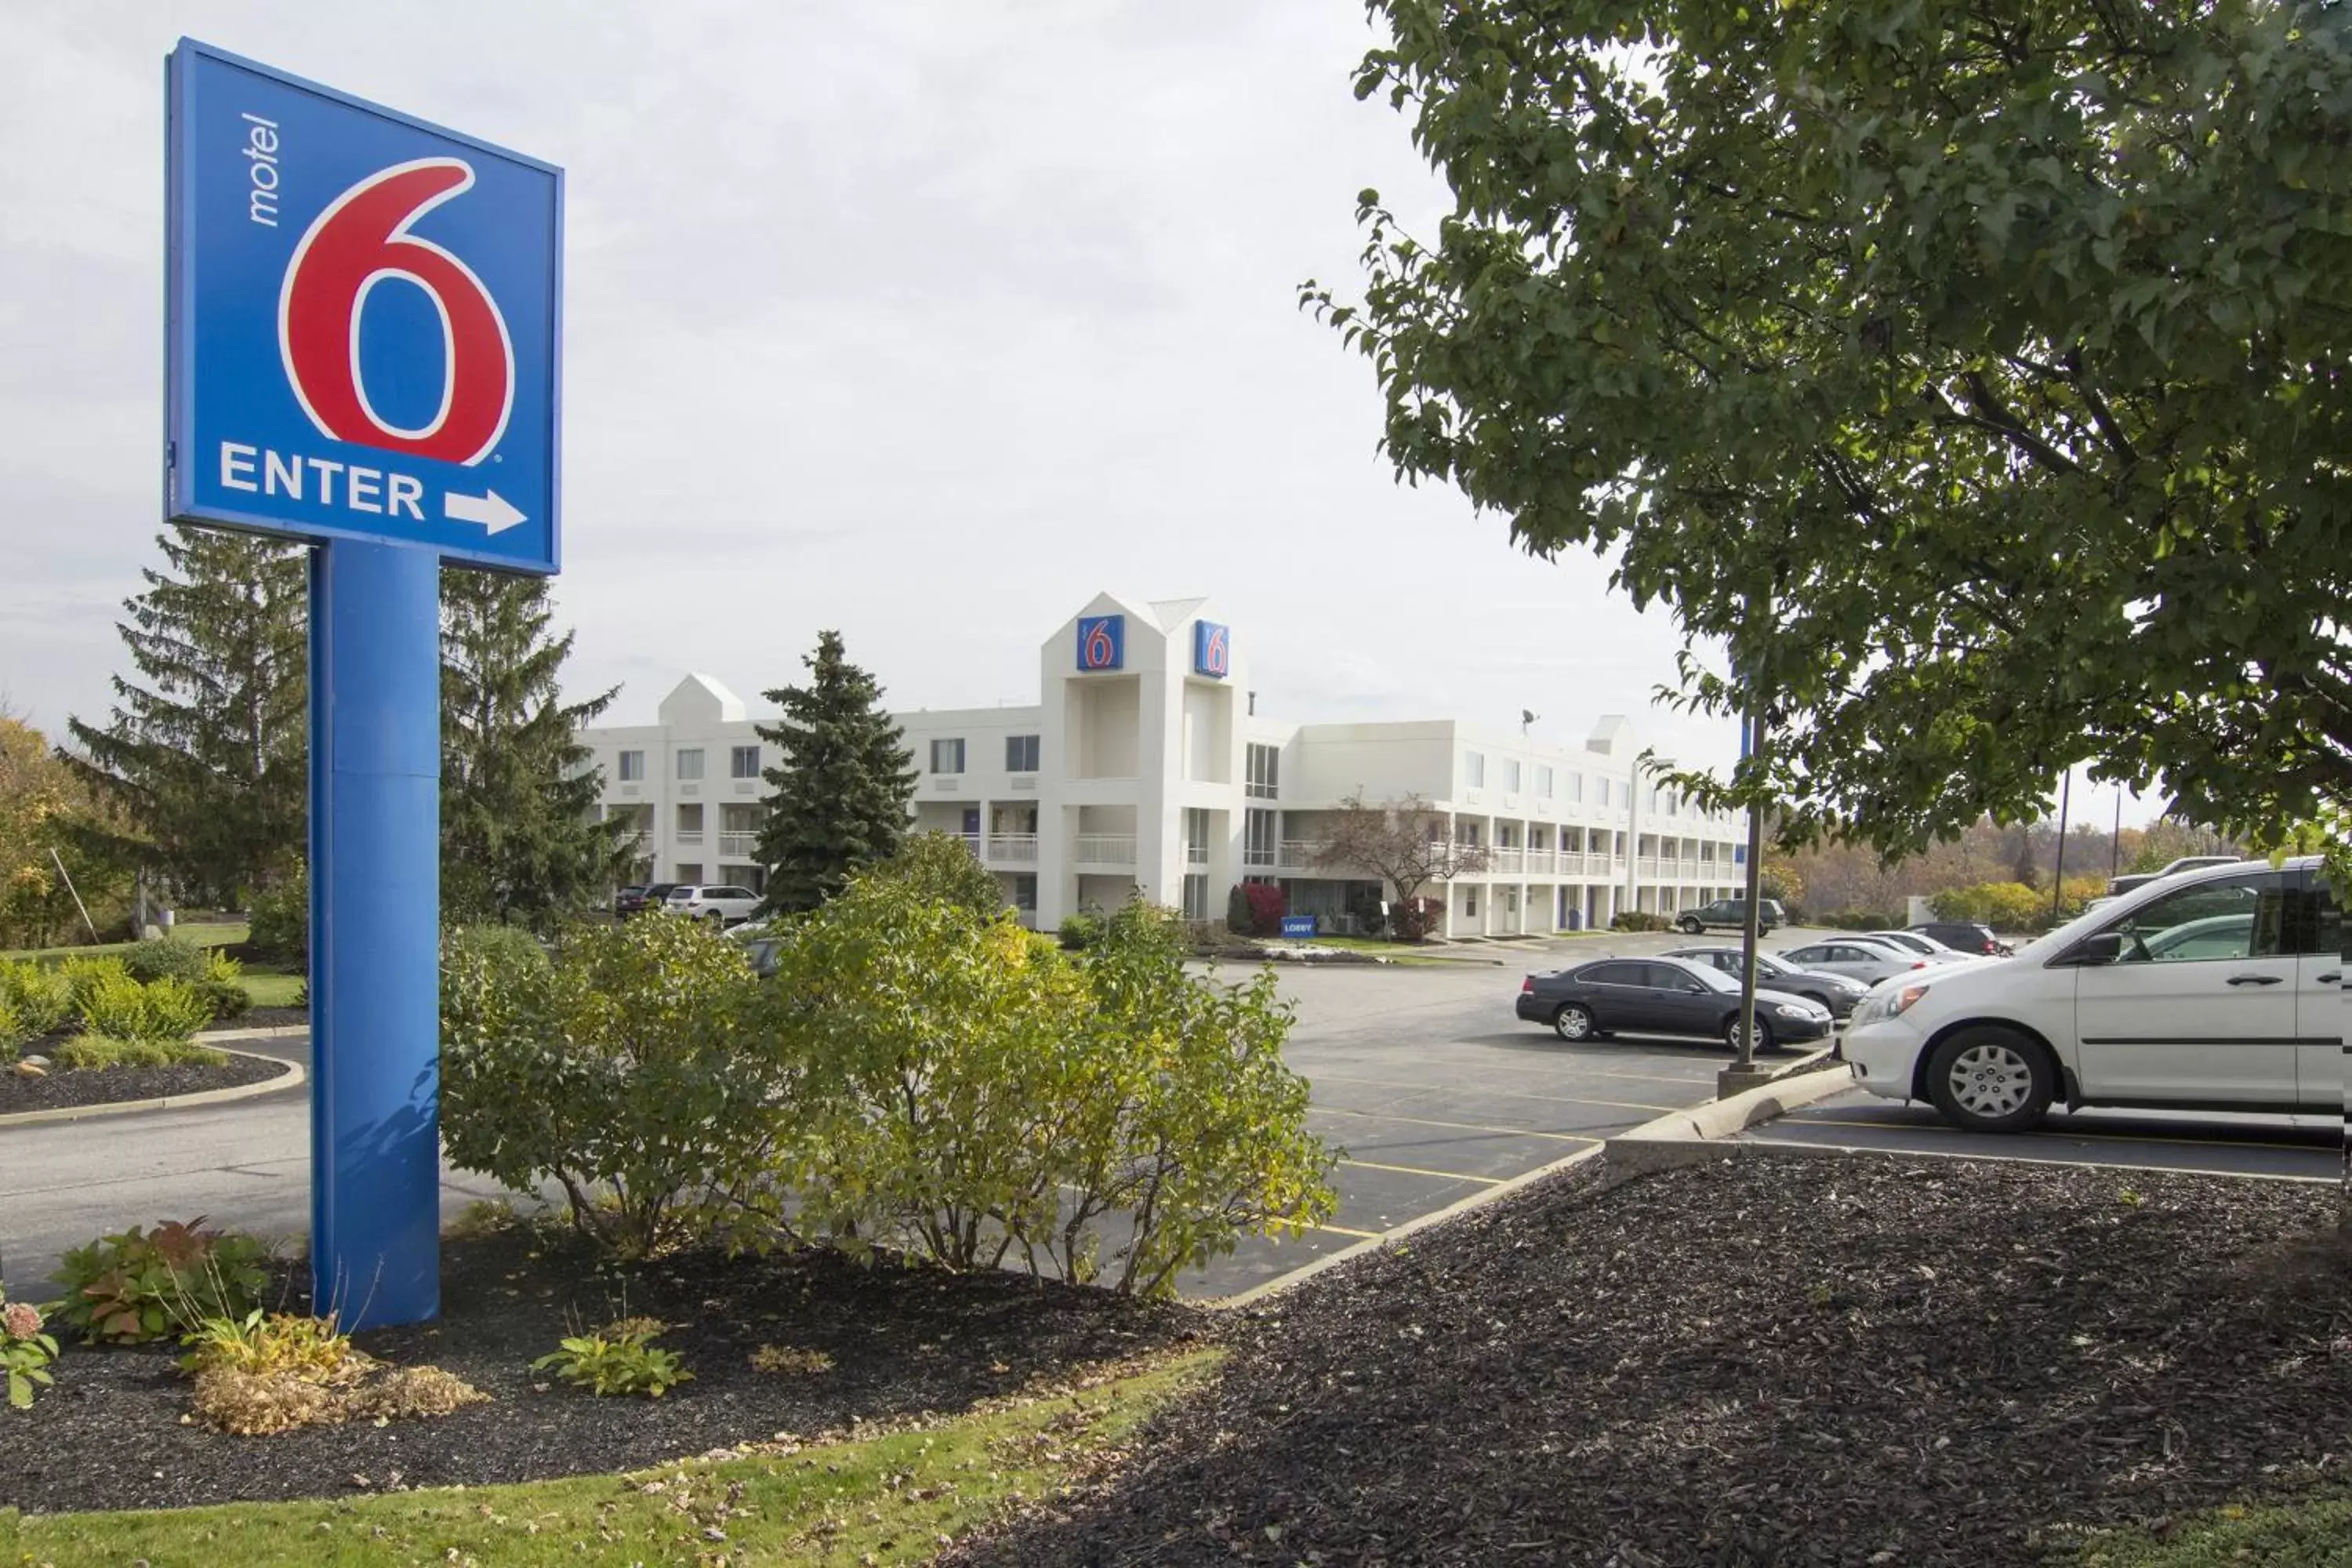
[1862,930,1974,965]
[1775,936,1935,986]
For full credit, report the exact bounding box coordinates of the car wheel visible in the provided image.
[1675,915,1702,935]
[1924,1028,2053,1132]
[1552,1003,1596,1042]
[1725,1013,1773,1054]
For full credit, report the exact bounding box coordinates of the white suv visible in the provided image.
[1844,857,2340,1131]
[663,884,761,927]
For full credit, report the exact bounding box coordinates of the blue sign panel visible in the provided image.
[1076,614,1124,671]
[167,40,562,573]
[1279,914,1318,939]
[1193,620,1230,679]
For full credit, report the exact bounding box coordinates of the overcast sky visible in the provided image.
[2,1,2153,827]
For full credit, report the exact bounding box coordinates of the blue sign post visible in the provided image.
[167,40,562,1329]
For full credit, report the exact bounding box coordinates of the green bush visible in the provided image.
[54,956,132,1020]
[121,935,214,986]
[439,913,762,1259]
[0,996,23,1062]
[756,886,1337,1298]
[0,960,71,1038]
[1225,881,1254,936]
[877,830,1007,915]
[49,1218,271,1344]
[1389,895,1443,941]
[1610,910,1671,932]
[74,971,212,1044]
[53,1036,227,1070]
[532,1322,691,1399]
[1058,913,1102,950]
[247,864,308,963]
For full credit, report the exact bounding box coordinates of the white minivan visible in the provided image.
[1843,857,2341,1131]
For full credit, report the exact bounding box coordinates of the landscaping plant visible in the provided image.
[439,916,767,1258]
[53,1036,226,1070]
[194,949,252,1023]
[0,959,71,1039]
[119,935,214,986]
[532,1319,692,1398]
[177,1308,488,1434]
[1,1284,59,1410]
[49,1218,270,1344]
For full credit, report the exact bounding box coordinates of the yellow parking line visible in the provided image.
[1314,1221,1385,1240]
[1340,1157,1504,1186]
[1308,1105,1601,1144]
[1309,1070,1682,1116]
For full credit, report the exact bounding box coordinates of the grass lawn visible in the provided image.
[0,1348,1218,1567]
[1,920,247,964]
[238,967,304,1009]
[2073,1490,2352,1566]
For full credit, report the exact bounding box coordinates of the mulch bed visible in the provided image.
[232,1005,308,1031]
[0,1221,1205,1515]
[955,1149,2352,1567]
[0,1051,289,1116]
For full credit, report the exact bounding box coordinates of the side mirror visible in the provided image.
[2064,931,2124,967]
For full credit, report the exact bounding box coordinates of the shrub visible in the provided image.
[121,935,214,987]
[347,1365,488,1421]
[74,971,213,1044]
[180,1311,486,1433]
[181,1310,369,1386]
[440,914,762,1258]
[53,1036,227,1070]
[54,956,132,1021]
[1389,895,1443,941]
[1610,910,1671,932]
[2,1285,60,1410]
[0,996,24,1062]
[1058,912,1102,950]
[50,1218,270,1344]
[878,830,1007,915]
[246,864,307,963]
[1242,882,1286,937]
[0,960,71,1038]
[1225,881,1254,935]
[532,1322,691,1398]
[192,950,252,1022]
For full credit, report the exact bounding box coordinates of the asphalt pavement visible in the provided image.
[0,927,1823,1301]
[1740,1083,2342,1182]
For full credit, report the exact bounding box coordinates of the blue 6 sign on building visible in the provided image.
[1193,621,1230,679]
[1077,615,1125,671]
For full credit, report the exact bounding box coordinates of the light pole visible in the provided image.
[2049,767,2073,926]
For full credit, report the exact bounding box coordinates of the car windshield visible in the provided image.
[1677,963,1740,994]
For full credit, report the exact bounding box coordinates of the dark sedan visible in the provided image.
[615,882,679,919]
[1516,955,1835,1052]
[1662,946,1870,1018]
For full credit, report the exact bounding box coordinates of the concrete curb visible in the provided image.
[1613,1049,1851,1143]
[0,1046,304,1130]
[194,1024,307,1043]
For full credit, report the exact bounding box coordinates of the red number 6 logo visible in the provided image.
[278,158,514,466]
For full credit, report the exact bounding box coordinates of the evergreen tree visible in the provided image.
[753,630,916,916]
[64,527,307,906]
[440,569,629,929]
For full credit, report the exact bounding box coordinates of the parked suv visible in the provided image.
[1674,898,1785,935]
[1907,920,2006,957]
[617,882,678,919]
[663,884,761,926]
[1845,857,2340,1131]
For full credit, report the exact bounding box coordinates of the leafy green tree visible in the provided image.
[1313,0,2352,864]
[439,570,630,930]
[751,631,916,916]
[0,715,134,949]
[65,528,307,906]
[870,829,1007,916]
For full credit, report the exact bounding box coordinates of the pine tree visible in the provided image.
[64,527,308,906]
[439,569,629,929]
[753,630,916,916]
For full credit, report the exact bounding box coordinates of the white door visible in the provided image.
[2074,869,2299,1106]
[2294,871,2343,1110]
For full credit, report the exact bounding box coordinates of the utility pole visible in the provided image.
[2049,768,2073,925]
[2111,789,2124,880]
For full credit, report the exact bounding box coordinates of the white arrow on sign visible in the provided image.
[444,489,528,535]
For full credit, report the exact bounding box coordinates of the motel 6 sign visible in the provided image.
[167,39,561,572]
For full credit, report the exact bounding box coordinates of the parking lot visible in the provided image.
[1739,1083,2342,1182]
[1177,937,1801,1298]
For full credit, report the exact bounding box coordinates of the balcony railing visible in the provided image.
[987,833,1039,863]
[1523,849,1554,875]
[1072,833,1137,866]
[676,829,705,846]
[1491,848,1525,873]
[718,831,758,857]
[1637,855,1661,878]
[1185,844,1208,866]
[1278,839,1327,869]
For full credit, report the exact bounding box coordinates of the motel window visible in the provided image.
[1537,765,1554,797]
[1246,742,1280,799]
[730,745,761,779]
[676,749,704,782]
[1503,759,1522,793]
[617,750,644,782]
[1465,751,1486,788]
[931,738,966,775]
[1006,735,1040,772]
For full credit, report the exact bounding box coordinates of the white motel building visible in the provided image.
[580,593,1752,938]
